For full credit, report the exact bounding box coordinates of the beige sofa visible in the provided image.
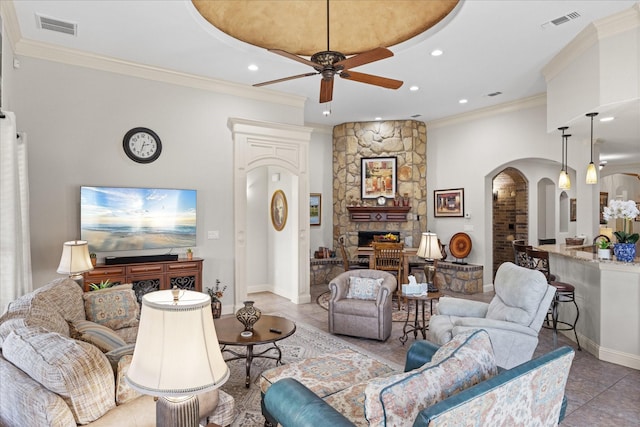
[0,278,232,426]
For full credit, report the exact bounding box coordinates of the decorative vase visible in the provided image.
[211,300,222,319]
[597,248,611,260]
[613,243,636,263]
[235,301,262,331]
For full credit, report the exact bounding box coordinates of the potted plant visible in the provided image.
[205,279,227,319]
[186,248,193,260]
[89,279,112,291]
[89,253,97,267]
[596,239,611,260]
[603,200,639,262]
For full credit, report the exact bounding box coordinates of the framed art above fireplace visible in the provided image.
[361,157,397,199]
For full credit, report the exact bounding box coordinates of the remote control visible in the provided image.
[269,328,282,334]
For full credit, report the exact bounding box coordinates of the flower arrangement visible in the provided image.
[382,233,399,241]
[602,200,639,244]
[596,239,610,250]
[206,279,227,302]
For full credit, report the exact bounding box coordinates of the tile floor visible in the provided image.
[248,283,640,426]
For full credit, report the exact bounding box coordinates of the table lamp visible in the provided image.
[56,240,94,287]
[126,288,229,427]
[416,232,443,287]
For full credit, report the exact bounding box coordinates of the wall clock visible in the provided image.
[123,127,162,163]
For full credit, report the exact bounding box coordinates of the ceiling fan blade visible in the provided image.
[320,78,334,103]
[253,72,318,87]
[340,71,403,89]
[335,47,393,70]
[269,49,319,69]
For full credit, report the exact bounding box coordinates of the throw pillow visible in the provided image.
[364,329,497,427]
[70,319,128,352]
[115,354,142,405]
[83,284,139,331]
[347,277,384,300]
[105,343,136,372]
[3,326,115,424]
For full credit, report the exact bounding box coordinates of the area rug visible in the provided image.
[316,291,423,323]
[220,314,402,427]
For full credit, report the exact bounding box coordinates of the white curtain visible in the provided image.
[1,111,32,314]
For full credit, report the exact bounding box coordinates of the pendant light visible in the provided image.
[558,127,570,190]
[585,112,599,184]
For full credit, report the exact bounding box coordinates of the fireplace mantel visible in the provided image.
[346,206,411,222]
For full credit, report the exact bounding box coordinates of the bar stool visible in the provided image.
[526,248,581,350]
[512,241,531,267]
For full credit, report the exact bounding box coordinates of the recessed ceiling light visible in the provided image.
[374,117,382,121]
[599,116,614,122]
[409,86,419,91]
[248,64,259,71]
[431,49,443,57]
[459,99,468,104]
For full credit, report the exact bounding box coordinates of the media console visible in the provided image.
[83,258,203,302]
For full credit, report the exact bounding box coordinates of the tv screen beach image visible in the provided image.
[81,186,197,252]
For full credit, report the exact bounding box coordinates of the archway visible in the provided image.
[491,167,528,277]
[228,118,313,311]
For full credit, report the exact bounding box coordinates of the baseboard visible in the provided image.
[559,330,640,370]
[483,283,495,293]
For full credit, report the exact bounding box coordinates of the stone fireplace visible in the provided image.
[333,120,427,258]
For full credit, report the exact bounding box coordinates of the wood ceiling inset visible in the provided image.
[192,0,459,56]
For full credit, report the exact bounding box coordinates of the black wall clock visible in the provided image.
[123,127,162,163]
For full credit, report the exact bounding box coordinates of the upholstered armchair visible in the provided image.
[328,270,397,341]
[427,262,555,369]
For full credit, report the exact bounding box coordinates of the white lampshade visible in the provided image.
[126,289,229,398]
[56,240,93,275]
[559,170,571,190]
[416,232,442,261]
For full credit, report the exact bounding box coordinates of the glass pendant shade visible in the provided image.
[586,162,598,184]
[559,170,571,190]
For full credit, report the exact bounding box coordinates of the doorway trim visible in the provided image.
[228,118,313,311]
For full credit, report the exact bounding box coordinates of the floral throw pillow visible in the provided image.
[347,277,384,300]
[83,284,139,331]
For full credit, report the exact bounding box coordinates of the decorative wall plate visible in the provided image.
[449,232,472,259]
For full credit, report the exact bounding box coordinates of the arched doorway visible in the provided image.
[228,118,313,311]
[492,167,528,277]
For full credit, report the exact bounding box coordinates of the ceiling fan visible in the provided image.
[253,1,403,103]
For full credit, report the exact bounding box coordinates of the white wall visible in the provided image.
[10,56,304,305]
[308,124,334,254]
[428,99,587,284]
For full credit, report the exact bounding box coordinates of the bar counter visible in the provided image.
[537,243,639,370]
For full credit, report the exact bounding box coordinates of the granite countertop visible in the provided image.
[537,243,640,267]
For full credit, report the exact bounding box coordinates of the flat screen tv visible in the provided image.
[80,186,196,252]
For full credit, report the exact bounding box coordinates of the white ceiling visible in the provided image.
[7,0,640,170]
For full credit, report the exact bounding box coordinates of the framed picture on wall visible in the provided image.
[434,188,464,217]
[310,193,321,226]
[570,198,577,222]
[361,157,397,199]
[599,192,608,224]
[270,190,287,231]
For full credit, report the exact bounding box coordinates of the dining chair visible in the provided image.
[371,241,404,310]
[337,236,369,272]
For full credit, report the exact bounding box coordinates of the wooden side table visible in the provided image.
[399,291,442,345]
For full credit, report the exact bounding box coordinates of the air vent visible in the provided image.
[541,11,581,29]
[487,91,502,97]
[36,14,77,36]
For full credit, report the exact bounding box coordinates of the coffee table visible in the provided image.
[399,291,442,345]
[215,315,296,388]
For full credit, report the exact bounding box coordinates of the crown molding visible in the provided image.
[427,94,547,130]
[10,38,306,108]
[0,0,22,49]
[543,4,640,82]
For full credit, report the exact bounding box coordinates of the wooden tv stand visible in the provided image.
[83,258,203,302]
